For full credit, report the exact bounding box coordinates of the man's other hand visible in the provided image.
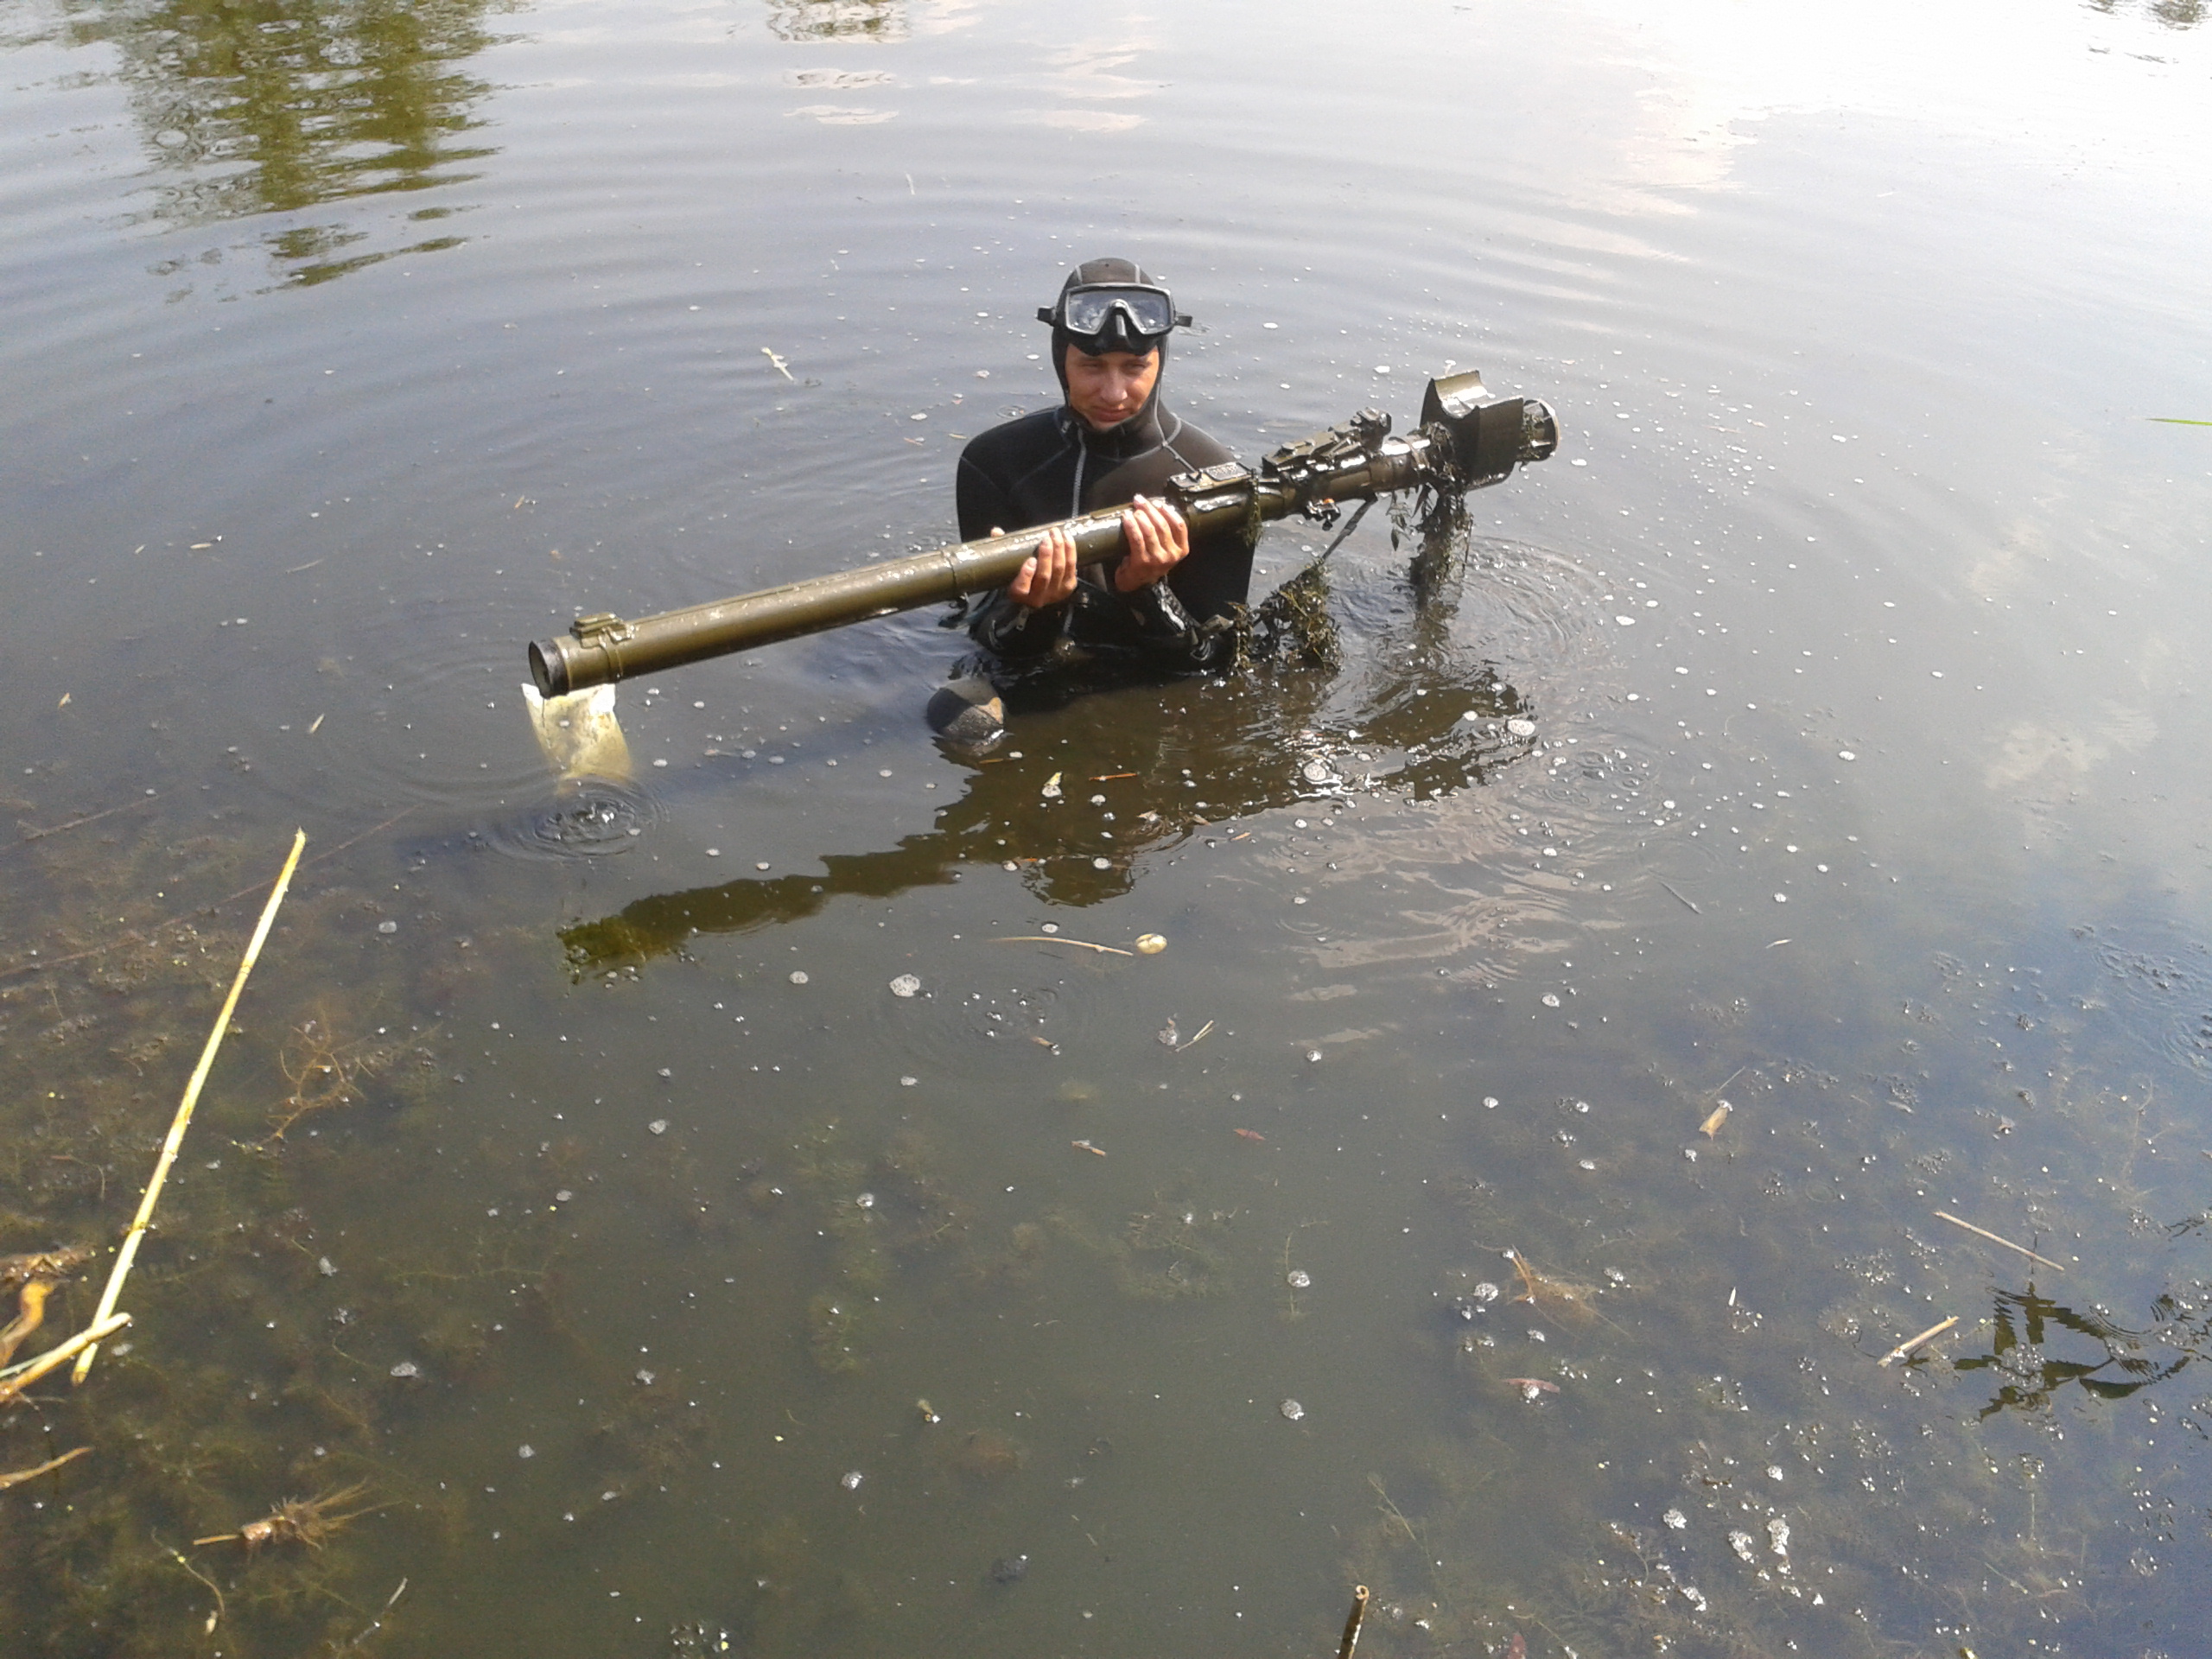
[1007,523,1079,609]
[1112,494,1189,593]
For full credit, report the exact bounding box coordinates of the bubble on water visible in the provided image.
[841,1470,864,1491]
[1767,1465,1785,1481]
[649,1119,669,1135]
[1093,857,1110,869]
[1838,750,1856,761]
[900,1076,918,1087]
[1541,993,1561,1007]
[1135,933,1166,954]
[635,1369,657,1386]
[1483,1096,1499,1109]
[889,974,922,998]
[855,1192,875,1210]
[377,919,397,934]
[518,1444,535,1459]
[1286,1269,1312,1289]
[1663,1509,1688,1530]
[1506,718,1535,738]
[1306,1049,1323,1064]
[390,1360,421,1380]
[317,1256,337,1276]
[790,970,810,984]
[1280,1399,1306,1421]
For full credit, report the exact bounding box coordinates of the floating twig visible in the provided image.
[1175,1018,1217,1052]
[74,830,306,1384]
[336,1577,408,1652]
[1337,1584,1371,1659]
[0,1446,91,1490]
[1071,1140,1106,1157]
[1933,1210,2067,1274]
[1658,880,1700,914]
[991,936,1133,957]
[1878,1314,1960,1367]
[159,1534,227,1635]
[0,1313,130,1403]
[13,796,149,847]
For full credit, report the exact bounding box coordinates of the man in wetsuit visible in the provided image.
[929,259,1250,741]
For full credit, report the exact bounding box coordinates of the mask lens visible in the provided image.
[1062,286,1173,340]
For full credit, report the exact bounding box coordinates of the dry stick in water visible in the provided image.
[73,830,306,1385]
[990,936,1134,957]
[1933,1210,2067,1274]
[1878,1314,1960,1367]
[0,1446,92,1490]
[0,1313,130,1404]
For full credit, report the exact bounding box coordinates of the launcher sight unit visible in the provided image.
[527,370,1559,698]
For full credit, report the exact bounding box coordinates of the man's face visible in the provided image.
[1063,346,1160,431]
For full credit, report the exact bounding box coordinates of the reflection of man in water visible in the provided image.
[929,258,1253,743]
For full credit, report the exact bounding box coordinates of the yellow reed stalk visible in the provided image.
[72,830,305,1384]
[0,1313,130,1403]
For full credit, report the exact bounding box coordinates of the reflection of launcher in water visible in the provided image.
[556,542,1540,975]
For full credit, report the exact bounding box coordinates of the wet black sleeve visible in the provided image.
[955,448,1008,544]
[956,414,1073,658]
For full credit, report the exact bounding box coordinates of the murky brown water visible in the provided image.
[4,1,2211,1655]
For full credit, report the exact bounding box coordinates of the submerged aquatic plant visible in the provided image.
[1507,1249,1605,1327]
[193,1480,386,1554]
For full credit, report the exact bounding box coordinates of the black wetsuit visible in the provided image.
[954,397,1251,671]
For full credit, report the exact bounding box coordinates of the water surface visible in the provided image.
[3,1,2210,1655]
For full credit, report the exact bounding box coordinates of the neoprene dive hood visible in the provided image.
[1039,257,1191,365]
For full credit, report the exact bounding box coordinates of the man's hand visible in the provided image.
[1112,493,1189,593]
[1006,523,1078,609]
